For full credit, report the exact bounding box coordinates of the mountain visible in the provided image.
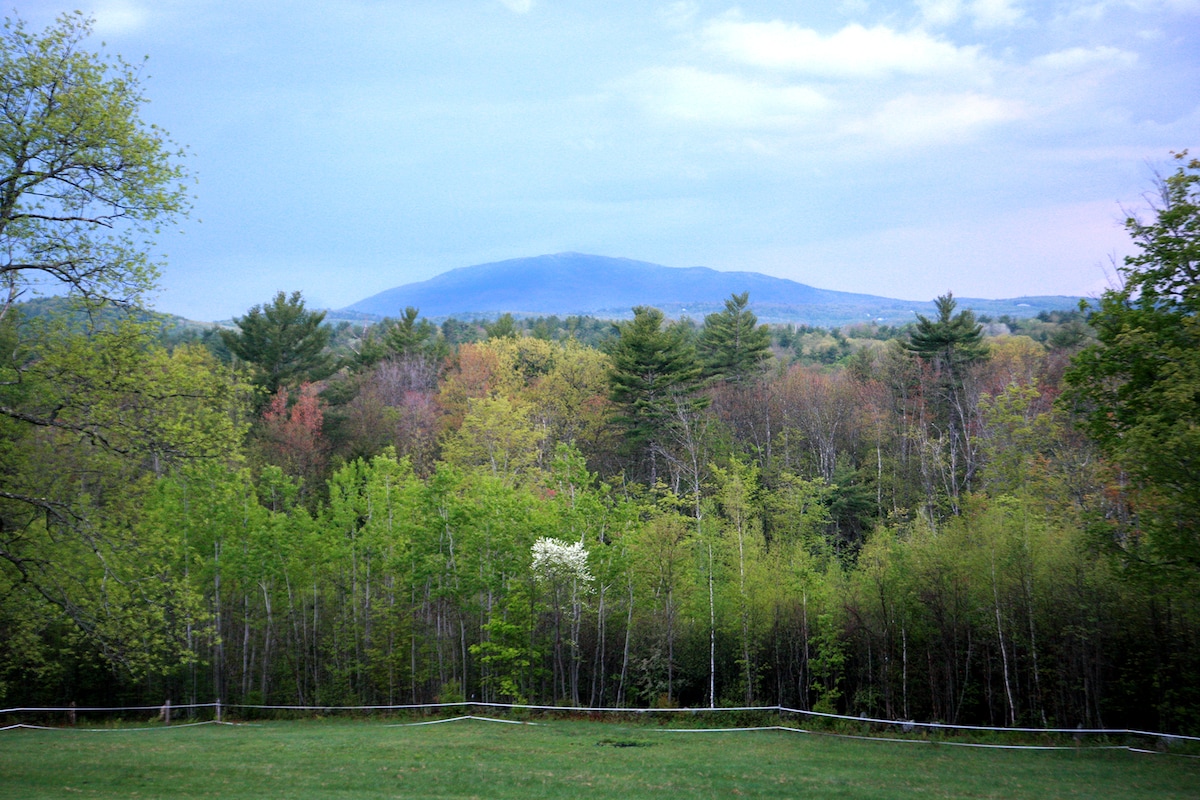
[342,253,1084,327]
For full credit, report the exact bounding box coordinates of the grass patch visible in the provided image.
[596,737,654,748]
[1,718,1197,799]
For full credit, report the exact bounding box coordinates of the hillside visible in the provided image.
[343,253,1084,326]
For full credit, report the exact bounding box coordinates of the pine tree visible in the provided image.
[385,307,438,356]
[221,291,335,395]
[906,293,988,368]
[905,293,989,512]
[608,306,707,481]
[698,292,772,384]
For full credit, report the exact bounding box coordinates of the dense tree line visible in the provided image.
[5,270,1198,731]
[1,14,1197,735]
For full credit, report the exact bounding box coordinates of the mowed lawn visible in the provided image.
[2,718,1198,799]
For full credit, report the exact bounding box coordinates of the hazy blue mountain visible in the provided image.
[343,253,1084,327]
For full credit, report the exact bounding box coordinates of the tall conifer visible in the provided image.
[698,292,772,384]
[608,306,706,481]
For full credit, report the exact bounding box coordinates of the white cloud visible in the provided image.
[91,0,151,35]
[917,0,1024,28]
[970,0,1025,28]
[917,0,964,26]
[499,0,534,13]
[1032,45,1137,71]
[702,18,986,79]
[660,1,699,29]
[1054,0,1200,25]
[622,66,830,128]
[845,92,1023,146]
[600,6,1173,166]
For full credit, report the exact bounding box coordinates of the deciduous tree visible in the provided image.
[1063,151,1200,573]
[0,12,188,319]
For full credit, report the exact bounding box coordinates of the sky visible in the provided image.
[21,0,1200,321]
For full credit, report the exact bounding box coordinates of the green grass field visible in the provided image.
[2,718,1198,799]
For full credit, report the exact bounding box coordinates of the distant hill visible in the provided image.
[11,295,212,332]
[343,253,1084,327]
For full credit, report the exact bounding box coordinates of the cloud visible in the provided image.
[660,1,699,29]
[1060,0,1200,21]
[499,0,534,13]
[702,18,986,79]
[970,0,1025,28]
[916,0,1025,27]
[845,92,1023,146]
[916,0,964,26]
[91,0,151,35]
[607,7,1156,158]
[1032,45,1137,72]
[621,66,829,128]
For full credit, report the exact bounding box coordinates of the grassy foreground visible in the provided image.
[1,718,1198,799]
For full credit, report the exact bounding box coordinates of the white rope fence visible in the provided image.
[0,720,246,733]
[3,700,1197,753]
[385,715,540,727]
[1,702,218,714]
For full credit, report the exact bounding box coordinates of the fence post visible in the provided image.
[216,698,222,723]
[162,699,171,726]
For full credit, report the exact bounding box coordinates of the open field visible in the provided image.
[2,718,1198,799]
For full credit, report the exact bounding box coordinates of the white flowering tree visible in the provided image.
[531,537,593,705]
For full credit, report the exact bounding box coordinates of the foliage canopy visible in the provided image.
[1064,151,1200,572]
[608,306,707,454]
[0,12,188,319]
[697,292,771,384]
[221,290,335,396]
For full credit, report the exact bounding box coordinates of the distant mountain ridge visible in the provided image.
[343,253,1084,327]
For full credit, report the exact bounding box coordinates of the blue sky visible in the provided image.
[23,0,1200,321]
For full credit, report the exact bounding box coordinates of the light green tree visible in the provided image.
[0,337,248,684]
[0,12,188,318]
[0,8,198,506]
[710,456,769,704]
[441,395,542,481]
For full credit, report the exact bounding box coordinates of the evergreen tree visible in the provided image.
[221,291,335,395]
[698,292,772,384]
[905,293,990,513]
[608,306,706,481]
[385,306,441,357]
[905,293,988,367]
[485,313,520,340]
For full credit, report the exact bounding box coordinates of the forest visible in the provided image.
[2,14,1198,735]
